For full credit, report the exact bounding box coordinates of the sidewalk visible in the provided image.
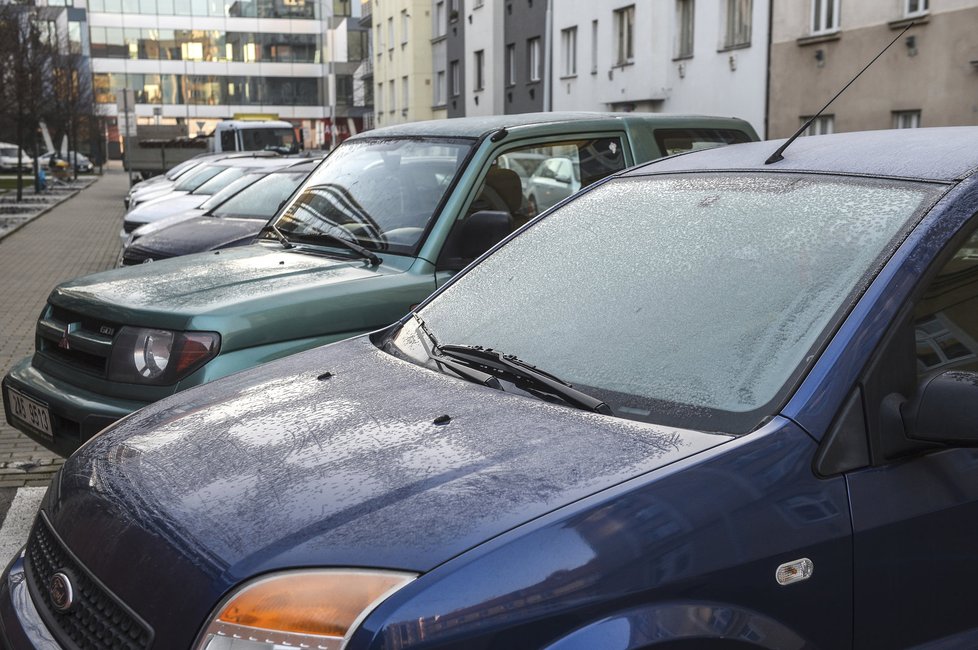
[0,167,128,486]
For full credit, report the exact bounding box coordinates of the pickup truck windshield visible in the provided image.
[394,173,941,433]
[273,137,473,255]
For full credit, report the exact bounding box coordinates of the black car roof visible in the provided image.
[633,127,978,183]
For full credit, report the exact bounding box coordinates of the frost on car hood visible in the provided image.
[50,336,730,622]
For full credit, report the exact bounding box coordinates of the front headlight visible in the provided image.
[195,570,415,650]
[107,326,220,385]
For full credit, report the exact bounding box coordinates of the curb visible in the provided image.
[0,180,99,245]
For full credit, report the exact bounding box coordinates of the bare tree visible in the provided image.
[46,46,97,180]
[0,3,56,200]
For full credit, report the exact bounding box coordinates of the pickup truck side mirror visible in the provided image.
[903,371,978,445]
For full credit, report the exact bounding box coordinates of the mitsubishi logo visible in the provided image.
[58,323,80,350]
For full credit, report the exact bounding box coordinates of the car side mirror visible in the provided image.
[903,371,978,445]
[458,210,513,260]
[555,171,572,184]
[437,210,513,272]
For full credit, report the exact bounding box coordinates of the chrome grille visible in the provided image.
[24,511,154,650]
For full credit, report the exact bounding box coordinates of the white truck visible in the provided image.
[126,120,300,178]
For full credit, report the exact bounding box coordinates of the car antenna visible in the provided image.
[765,21,915,165]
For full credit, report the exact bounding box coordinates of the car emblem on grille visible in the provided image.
[99,325,115,336]
[58,322,80,350]
[49,572,74,612]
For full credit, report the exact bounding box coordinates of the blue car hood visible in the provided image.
[47,336,729,644]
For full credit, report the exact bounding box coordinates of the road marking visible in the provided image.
[0,487,46,564]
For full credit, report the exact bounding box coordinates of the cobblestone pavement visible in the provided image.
[0,166,127,487]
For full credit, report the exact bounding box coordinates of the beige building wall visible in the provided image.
[374,0,434,126]
[769,0,978,138]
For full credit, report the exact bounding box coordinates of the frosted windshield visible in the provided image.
[402,173,939,433]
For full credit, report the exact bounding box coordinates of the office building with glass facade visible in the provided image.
[87,0,370,148]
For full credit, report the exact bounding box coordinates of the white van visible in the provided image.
[211,120,300,154]
[0,143,34,172]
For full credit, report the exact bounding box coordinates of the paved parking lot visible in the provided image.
[0,165,128,488]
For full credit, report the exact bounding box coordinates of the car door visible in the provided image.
[846,221,978,648]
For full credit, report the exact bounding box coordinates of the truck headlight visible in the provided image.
[194,570,415,650]
[107,327,220,385]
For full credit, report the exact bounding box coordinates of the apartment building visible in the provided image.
[86,0,367,148]
[502,0,546,113]
[769,0,978,138]
[430,0,447,118]
[551,0,767,135]
[372,0,433,126]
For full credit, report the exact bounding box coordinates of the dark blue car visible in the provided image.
[4,127,978,649]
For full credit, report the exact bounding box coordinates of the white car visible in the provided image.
[0,143,34,172]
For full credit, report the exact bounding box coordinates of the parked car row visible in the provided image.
[5,114,978,648]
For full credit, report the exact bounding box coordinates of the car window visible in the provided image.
[199,174,263,211]
[654,128,753,156]
[275,137,473,254]
[212,172,307,219]
[192,167,249,195]
[174,165,225,191]
[478,137,626,225]
[914,228,978,376]
[402,173,941,433]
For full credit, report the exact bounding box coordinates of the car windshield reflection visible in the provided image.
[273,137,473,255]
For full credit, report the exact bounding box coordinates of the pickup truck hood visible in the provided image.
[48,336,730,646]
[50,245,415,347]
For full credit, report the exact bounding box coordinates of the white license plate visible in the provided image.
[6,388,53,438]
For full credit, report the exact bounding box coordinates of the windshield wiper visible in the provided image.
[436,344,612,415]
[290,229,382,266]
[413,315,501,389]
[259,223,294,249]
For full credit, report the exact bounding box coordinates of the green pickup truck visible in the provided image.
[3,112,757,455]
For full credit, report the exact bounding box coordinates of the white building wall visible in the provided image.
[664,0,768,136]
[552,1,670,113]
[464,0,503,116]
[553,0,767,136]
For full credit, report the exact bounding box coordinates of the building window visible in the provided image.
[400,9,408,44]
[450,59,460,96]
[811,0,840,35]
[801,114,834,136]
[435,1,446,37]
[506,43,516,86]
[402,76,409,112]
[723,0,751,47]
[376,83,383,112]
[905,0,927,17]
[676,0,694,58]
[474,50,485,90]
[375,24,383,52]
[614,5,634,65]
[389,79,395,113]
[561,26,577,77]
[449,0,459,21]
[528,37,541,81]
[435,69,446,105]
[387,17,394,50]
[893,110,921,129]
[591,19,599,73]
[473,0,483,7]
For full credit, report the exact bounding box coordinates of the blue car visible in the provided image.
[5,127,978,649]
